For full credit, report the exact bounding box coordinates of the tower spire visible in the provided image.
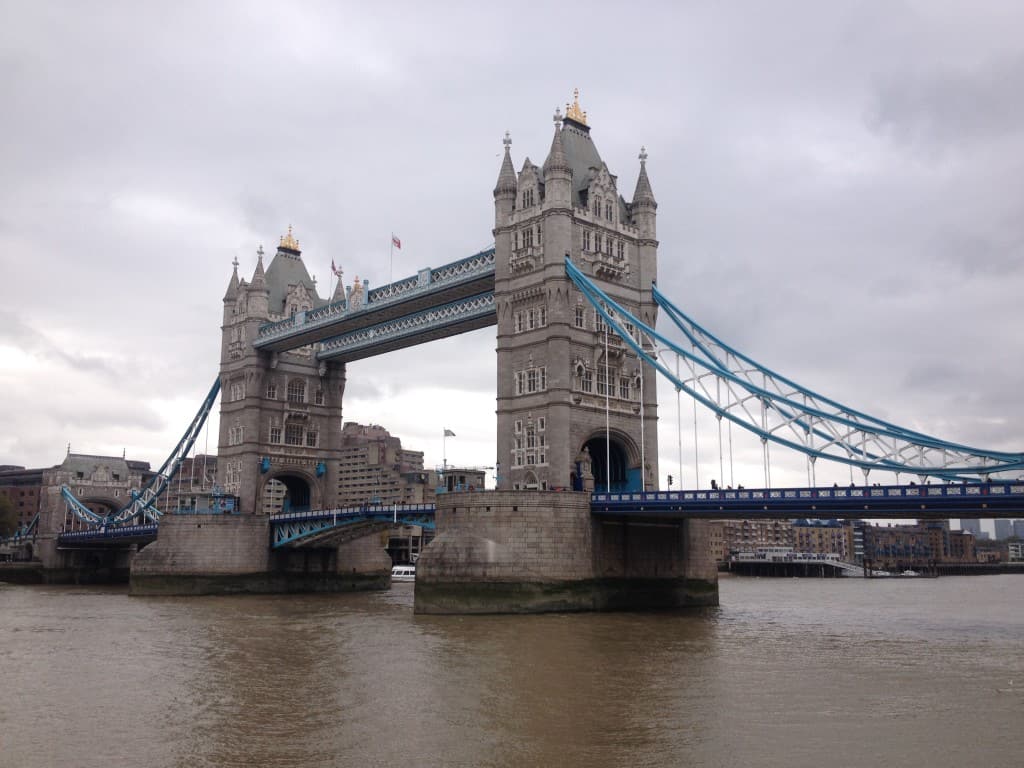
[251,244,267,288]
[542,108,570,179]
[493,131,517,198]
[223,255,240,300]
[632,146,656,207]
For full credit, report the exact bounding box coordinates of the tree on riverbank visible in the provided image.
[0,494,17,536]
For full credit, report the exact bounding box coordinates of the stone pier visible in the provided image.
[414,490,719,614]
[130,514,390,595]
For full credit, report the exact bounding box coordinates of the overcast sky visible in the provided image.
[2,1,1022,515]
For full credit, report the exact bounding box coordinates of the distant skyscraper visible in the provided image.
[1013,519,1024,539]
[994,519,1013,540]
[959,518,982,535]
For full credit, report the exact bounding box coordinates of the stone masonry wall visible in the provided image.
[419,490,594,583]
[132,514,270,578]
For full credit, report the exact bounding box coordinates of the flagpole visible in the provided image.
[390,234,394,284]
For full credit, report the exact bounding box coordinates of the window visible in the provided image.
[605,199,613,221]
[314,389,324,405]
[514,437,522,450]
[523,188,535,208]
[514,366,547,395]
[595,233,602,253]
[538,417,546,431]
[583,229,591,252]
[606,237,613,255]
[597,369,608,396]
[593,199,600,217]
[285,424,303,446]
[270,427,282,444]
[306,430,318,448]
[617,241,625,259]
[229,425,244,446]
[581,370,593,393]
[266,383,277,399]
[528,309,536,330]
[526,430,536,449]
[526,453,536,465]
[286,379,306,403]
[538,306,547,326]
[619,377,631,399]
[514,419,523,434]
[574,306,585,328]
[596,313,609,334]
[230,382,245,402]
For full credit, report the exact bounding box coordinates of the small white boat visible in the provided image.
[391,565,416,582]
[900,569,920,577]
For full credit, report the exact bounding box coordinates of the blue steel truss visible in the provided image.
[61,378,222,526]
[318,292,495,361]
[255,247,496,347]
[1,512,39,545]
[591,481,1024,520]
[565,257,1024,480]
[57,523,159,547]
[271,505,436,548]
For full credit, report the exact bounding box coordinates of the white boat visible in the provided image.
[900,569,921,577]
[391,565,416,582]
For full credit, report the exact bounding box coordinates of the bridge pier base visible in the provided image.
[414,491,718,614]
[130,514,391,595]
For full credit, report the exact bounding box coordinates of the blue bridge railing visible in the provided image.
[592,481,1024,519]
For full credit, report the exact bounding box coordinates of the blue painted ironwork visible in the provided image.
[318,292,495,361]
[57,523,159,546]
[591,481,1024,520]
[61,378,222,526]
[255,247,496,346]
[565,257,1024,480]
[1,512,40,545]
[270,504,436,548]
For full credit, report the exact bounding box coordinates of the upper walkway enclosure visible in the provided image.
[252,248,497,360]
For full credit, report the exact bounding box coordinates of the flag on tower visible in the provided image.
[331,259,341,276]
[444,429,456,437]
[391,234,402,249]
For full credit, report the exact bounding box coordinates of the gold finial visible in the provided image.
[279,224,300,251]
[565,88,587,126]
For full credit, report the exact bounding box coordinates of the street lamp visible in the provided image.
[494,461,501,490]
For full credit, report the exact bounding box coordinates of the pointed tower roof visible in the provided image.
[223,256,240,300]
[542,109,571,178]
[251,245,267,289]
[632,146,657,207]
[493,131,517,198]
[261,226,326,313]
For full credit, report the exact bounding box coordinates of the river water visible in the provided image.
[1,575,1021,768]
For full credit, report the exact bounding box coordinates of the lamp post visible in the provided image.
[494,461,501,490]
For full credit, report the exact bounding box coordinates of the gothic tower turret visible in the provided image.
[217,228,346,515]
[493,91,660,493]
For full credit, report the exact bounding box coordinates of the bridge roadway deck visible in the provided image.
[253,248,496,354]
[592,481,1024,520]
[52,482,1024,548]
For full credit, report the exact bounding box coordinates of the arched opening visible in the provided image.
[262,474,312,515]
[582,435,636,493]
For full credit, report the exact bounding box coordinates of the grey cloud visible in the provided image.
[868,55,1024,149]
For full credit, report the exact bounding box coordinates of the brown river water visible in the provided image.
[1,575,1021,768]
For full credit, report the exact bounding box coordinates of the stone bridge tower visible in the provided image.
[219,229,347,515]
[493,91,659,493]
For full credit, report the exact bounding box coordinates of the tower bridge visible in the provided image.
[23,91,1024,610]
